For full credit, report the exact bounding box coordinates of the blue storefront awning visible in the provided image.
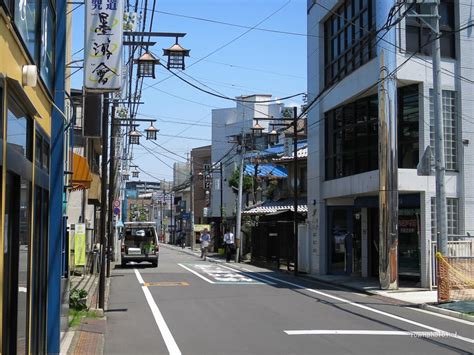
[244,164,288,178]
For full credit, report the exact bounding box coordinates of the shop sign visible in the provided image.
[84,0,123,91]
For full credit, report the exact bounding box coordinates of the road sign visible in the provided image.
[113,207,120,215]
[182,212,190,220]
[114,200,120,208]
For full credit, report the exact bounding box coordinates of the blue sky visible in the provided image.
[70,0,307,181]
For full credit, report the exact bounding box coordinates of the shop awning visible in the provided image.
[87,173,101,205]
[244,164,288,178]
[242,198,308,216]
[71,153,92,190]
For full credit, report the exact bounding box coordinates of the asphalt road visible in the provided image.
[104,245,474,355]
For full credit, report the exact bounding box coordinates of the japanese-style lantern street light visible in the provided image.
[163,39,190,70]
[129,129,141,145]
[136,52,159,78]
[123,171,130,181]
[132,170,139,178]
[268,127,279,145]
[251,121,264,138]
[145,123,159,140]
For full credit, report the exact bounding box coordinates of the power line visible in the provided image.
[156,60,304,104]
[144,0,292,90]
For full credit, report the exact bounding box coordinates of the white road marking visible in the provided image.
[410,307,474,326]
[250,272,474,345]
[178,263,216,284]
[218,264,276,285]
[284,330,456,337]
[134,269,182,355]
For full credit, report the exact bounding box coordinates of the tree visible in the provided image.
[228,168,253,194]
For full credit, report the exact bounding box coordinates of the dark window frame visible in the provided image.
[324,0,377,88]
[405,0,455,59]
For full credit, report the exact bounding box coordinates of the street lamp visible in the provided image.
[163,39,190,70]
[268,128,279,145]
[252,121,264,138]
[145,123,159,140]
[129,129,141,145]
[136,52,159,78]
[123,171,130,181]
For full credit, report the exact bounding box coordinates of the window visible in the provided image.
[11,0,56,91]
[429,89,457,170]
[398,85,419,169]
[325,94,378,180]
[405,0,455,58]
[14,0,39,58]
[431,197,459,239]
[324,0,376,87]
[40,1,55,89]
[7,96,32,160]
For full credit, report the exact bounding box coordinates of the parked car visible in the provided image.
[121,222,159,267]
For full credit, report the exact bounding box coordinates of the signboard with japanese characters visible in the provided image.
[84,0,123,92]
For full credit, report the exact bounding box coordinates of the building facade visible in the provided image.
[306,0,473,287]
[0,0,66,353]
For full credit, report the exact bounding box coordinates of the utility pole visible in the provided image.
[235,150,245,262]
[292,107,299,276]
[431,1,448,256]
[106,98,117,278]
[377,1,398,290]
[220,162,224,248]
[99,93,109,309]
[190,156,195,250]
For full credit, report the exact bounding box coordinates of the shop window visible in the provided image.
[405,0,455,58]
[324,0,376,87]
[14,0,39,59]
[429,89,457,170]
[35,132,42,166]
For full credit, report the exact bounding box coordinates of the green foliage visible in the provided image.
[70,289,88,310]
[228,168,253,194]
[69,309,100,328]
[265,179,279,199]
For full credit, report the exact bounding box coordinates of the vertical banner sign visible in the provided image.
[84,0,123,91]
[74,224,87,266]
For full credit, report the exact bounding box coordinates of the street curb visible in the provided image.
[419,304,474,322]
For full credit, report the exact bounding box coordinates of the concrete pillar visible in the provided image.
[361,208,369,278]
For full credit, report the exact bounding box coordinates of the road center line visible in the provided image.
[134,269,182,355]
[237,271,474,345]
[178,263,216,284]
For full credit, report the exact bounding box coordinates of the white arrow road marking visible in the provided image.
[134,269,181,355]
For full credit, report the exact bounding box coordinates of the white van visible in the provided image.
[121,222,159,267]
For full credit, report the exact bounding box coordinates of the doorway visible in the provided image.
[327,207,361,275]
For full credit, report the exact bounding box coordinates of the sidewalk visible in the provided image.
[164,243,473,322]
[60,267,112,354]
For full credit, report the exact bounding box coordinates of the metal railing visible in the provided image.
[431,236,474,287]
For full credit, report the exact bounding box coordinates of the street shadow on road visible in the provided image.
[114,264,156,270]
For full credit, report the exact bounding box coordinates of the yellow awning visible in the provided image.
[71,153,92,190]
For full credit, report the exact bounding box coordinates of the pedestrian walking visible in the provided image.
[200,228,211,260]
[223,229,235,262]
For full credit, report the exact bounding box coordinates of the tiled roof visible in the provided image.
[244,164,288,178]
[242,198,308,215]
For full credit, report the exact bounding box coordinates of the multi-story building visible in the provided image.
[210,95,287,225]
[0,0,67,352]
[306,0,473,288]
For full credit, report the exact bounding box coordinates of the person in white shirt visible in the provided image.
[199,228,211,260]
[223,229,235,262]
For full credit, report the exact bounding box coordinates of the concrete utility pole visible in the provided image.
[190,156,195,250]
[106,98,117,278]
[377,0,398,290]
[99,93,109,309]
[235,151,245,262]
[431,1,448,256]
[292,107,299,276]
